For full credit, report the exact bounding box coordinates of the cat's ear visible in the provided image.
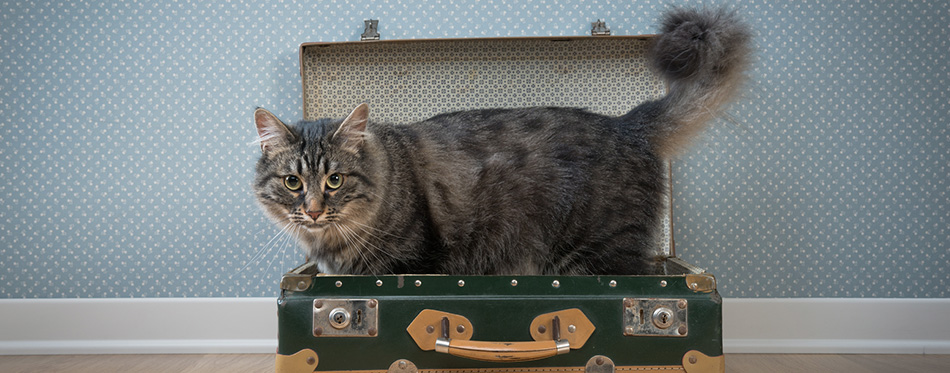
[254,108,293,154]
[332,103,369,153]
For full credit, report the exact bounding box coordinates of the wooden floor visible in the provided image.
[0,353,948,372]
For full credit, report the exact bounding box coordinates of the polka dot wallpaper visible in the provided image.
[0,1,946,298]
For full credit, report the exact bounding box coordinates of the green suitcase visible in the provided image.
[275,36,723,373]
[276,259,722,372]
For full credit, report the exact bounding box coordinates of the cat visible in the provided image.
[252,6,751,275]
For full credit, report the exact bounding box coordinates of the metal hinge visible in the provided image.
[591,19,611,36]
[361,19,380,41]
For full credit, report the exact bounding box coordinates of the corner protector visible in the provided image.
[276,349,319,373]
[388,359,419,373]
[682,350,724,373]
[280,262,320,291]
[685,273,717,293]
[585,355,615,372]
[280,274,313,292]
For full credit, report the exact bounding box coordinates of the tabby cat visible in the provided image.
[253,7,751,275]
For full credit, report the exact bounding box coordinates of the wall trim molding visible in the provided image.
[0,297,278,355]
[1,297,948,355]
[723,298,950,354]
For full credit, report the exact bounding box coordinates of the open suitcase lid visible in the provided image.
[295,34,680,269]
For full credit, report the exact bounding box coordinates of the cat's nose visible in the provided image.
[305,210,323,220]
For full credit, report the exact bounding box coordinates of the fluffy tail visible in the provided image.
[636,6,753,158]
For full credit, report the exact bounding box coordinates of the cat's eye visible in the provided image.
[326,173,344,190]
[283,175,303,191]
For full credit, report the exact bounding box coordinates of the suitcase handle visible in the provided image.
[436,336,571,362]
[407,309,594,363]
[434,316,570,362]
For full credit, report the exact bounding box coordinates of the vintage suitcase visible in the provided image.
[276,34,723,373]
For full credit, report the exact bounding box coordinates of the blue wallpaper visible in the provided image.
[0,0,947,298]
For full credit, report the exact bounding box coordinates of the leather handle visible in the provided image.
[431,315,569,362]
[434,337,570,362]
[407,309,593,363]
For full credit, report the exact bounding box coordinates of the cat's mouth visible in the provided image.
[299,221,329,230]
[297,219,345,233]
[287,213,348,239]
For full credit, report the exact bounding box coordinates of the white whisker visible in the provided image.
[233,221,293,278]
[335,224,368,270]
[334,223,381,279]
[264,223,297,279]
[254,222,292,261]
[349,220,409,240]
[347,223,399,263]
[340,223,398,276]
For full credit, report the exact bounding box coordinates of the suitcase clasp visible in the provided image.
[361,20,380,41]
[622,298,689,337]
[312,298,379,337]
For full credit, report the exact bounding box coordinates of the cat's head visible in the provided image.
[252,104,382,265]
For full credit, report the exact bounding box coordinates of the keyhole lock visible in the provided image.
[652,307,675,329]
[313,299,377,337]
[623,298,687,337]
[328,307,351,329]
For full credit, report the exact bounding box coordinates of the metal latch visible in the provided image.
[622,298,688,337]
[313,299,379,337]
[590,20,611,36]
[361,20,380,41]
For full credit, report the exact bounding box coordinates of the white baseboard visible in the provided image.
[723,298,950,354]
[0,298,278,355]
[1,297,948,355]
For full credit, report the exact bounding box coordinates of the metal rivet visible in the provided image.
[568,324,576,333]
[596,356,605,365]
[297,281,307,290]
[368,327,378,336]
[624,326,635,335]
[538,325,547,334]
[678,325,688,335]
[306,356,316,365]
[458,279,465,287]
[414,280,422,287]
[660,280,668,287]
[511,279,518,286]
[552,280,560,288]
[609,280,617,287]
[313,327,323,336]
[398,360,407,369]
[368,299,377,308]
[426,325,435,334]
[623,298,633,308]
[456,325,465,334]
[691,282,699,290]
[376,279,383,287]
[314,300,323,309]
[688,355,698,364]
[335,280,342,288]
[678,300,687,309]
